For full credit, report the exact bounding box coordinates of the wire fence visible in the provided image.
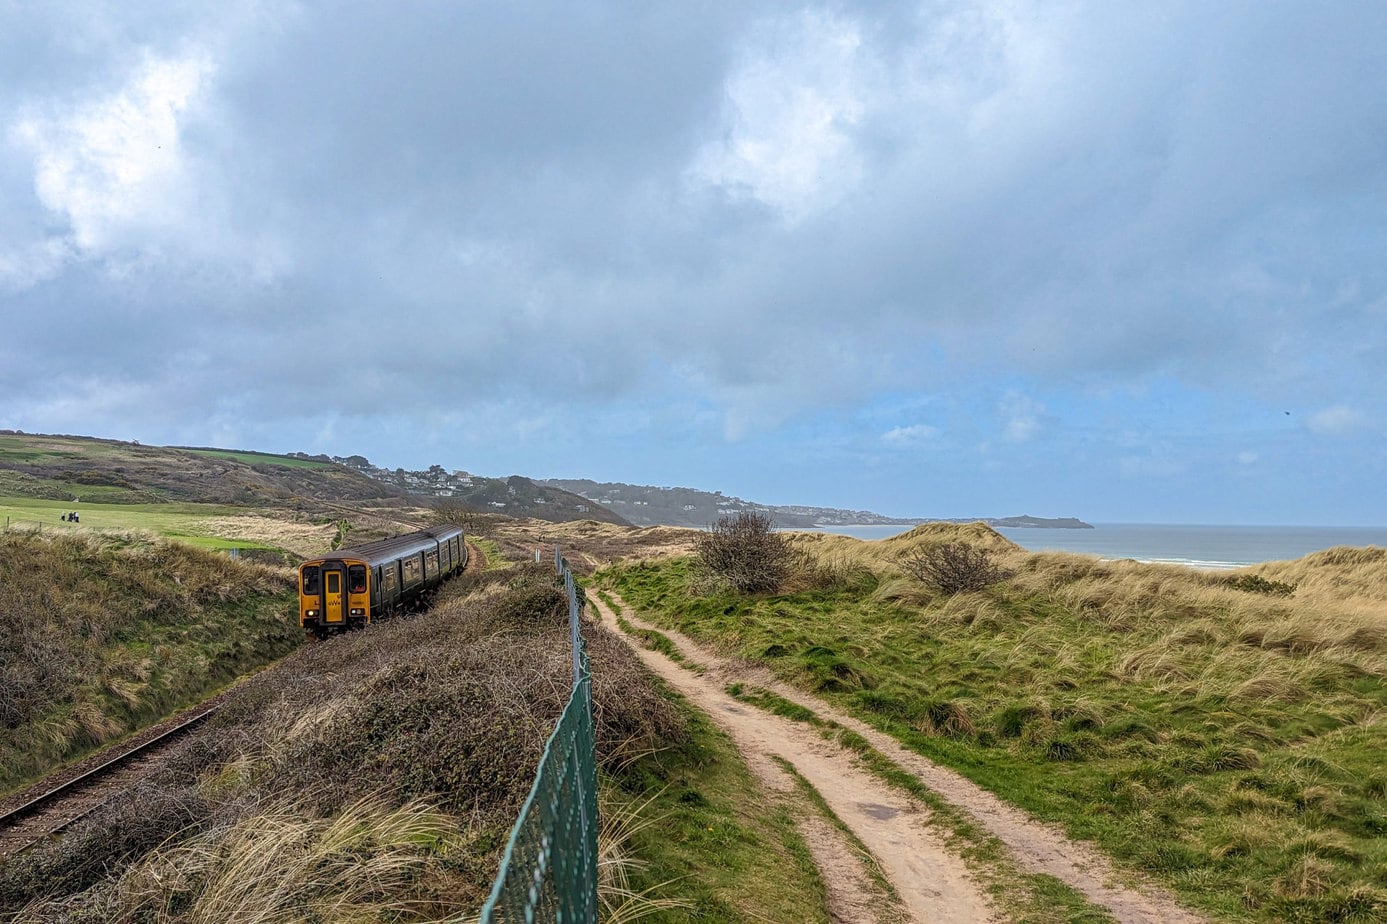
[479,548,598,923]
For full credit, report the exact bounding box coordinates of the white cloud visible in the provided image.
[12,53,212,254]
[999,391,1046,442]
[882,423,940,445]
[1306,405,1368,436]
[0,237,73,292]
[1236,450,1259,465]
[688,9,874,221]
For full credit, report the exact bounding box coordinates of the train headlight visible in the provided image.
[350,608,364,616]
[306,609,319,617]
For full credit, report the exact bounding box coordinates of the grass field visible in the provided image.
[0,436,82,463]
[603,533,1387,922]
[177,447,335,469]
[0,495,285,551]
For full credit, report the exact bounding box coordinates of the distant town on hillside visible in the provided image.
[542,479,1093,529]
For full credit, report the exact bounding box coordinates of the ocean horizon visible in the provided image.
[807,522,1387,569]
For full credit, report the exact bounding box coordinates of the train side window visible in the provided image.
[348,565,367,593]
[302,566,321,595]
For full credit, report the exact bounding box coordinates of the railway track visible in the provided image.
[0,700,222,859]
[2,544,481,861]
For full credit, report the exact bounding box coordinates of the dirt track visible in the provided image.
[595,593,1206,924]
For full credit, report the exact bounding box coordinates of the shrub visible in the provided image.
[695,512,793,595]
[898,542,1013,594]
[1227,574,1296,596]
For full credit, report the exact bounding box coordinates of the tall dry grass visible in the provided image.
[2,562,687,921]
[41,798,469,924]
[0,530,298,791]
[785,520,1020,571]
[792,524,1387,704]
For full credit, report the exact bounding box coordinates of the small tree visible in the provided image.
[696,511,793,594]
[898,542,1011,594]
[431,498,492,536]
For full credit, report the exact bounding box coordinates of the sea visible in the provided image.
[811,523,1387,569]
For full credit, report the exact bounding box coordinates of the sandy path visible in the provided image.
[600,594,1207,924]
[594,594,995,923]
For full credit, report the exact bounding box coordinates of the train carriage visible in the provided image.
[299,525,466,637]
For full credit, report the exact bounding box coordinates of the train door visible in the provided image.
[323,565,346,625]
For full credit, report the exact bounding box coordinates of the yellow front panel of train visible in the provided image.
[324,569,344,623]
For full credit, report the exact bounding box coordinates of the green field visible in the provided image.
[0,435,81,463]
[0,495,279,550]
[177,447,335,469]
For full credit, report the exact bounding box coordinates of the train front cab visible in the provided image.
[300,558,370,637]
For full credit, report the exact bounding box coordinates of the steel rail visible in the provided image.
[0,703,221,856]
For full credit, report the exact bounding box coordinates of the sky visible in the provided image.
[1,1,1384,526]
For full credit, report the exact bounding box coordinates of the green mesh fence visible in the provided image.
[480,551,598,923]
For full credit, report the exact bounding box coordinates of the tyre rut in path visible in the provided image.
[594,594,995,924]
[599,594,1207,924]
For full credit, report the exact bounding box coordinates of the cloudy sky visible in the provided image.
[2,2,1384,525]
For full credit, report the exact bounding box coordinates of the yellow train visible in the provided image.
[298,525,466,637]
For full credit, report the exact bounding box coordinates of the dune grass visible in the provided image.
[604,528,1387,922]
[2,561,834,922]
[0,531,300,794]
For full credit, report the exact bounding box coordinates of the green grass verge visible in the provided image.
[616,615,706,674]
[768,755,905,918]
[604,683,831,922]
[596,589,621,618]
[609,556,1387,922]
[470,537,506,570]
[733,686,1111,922]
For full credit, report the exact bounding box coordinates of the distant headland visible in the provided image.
[971,515,1094,530]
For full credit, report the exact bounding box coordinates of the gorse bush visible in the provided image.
[695,511,793,594]
[1227,574,1296,596]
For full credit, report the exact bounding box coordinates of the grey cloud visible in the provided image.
[2,1,1386,466]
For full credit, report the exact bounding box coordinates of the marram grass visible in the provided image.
[605,527,1387,922]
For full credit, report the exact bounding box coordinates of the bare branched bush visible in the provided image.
[430,498,500,537]
[695,511,793,594]
[898,542,1013,594]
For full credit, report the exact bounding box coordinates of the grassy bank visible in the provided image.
[1,561,833,921]
[603,533,1387,922]
[603,689,832,921]
[0,531,300,793]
